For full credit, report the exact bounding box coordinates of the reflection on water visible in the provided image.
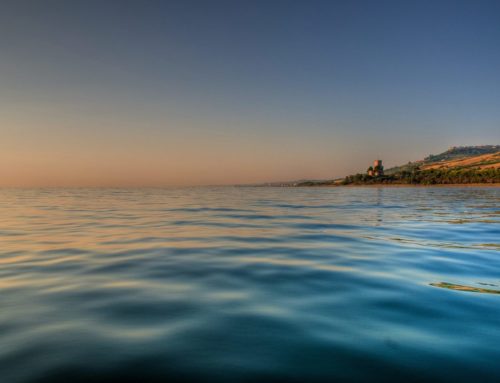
[0,187,499,382]
[431,282,500,294]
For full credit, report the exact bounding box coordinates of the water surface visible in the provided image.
[1,187,499,382]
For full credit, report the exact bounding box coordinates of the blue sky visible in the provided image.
[1,0,499,186]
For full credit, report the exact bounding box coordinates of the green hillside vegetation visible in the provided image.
[341,167,500,185]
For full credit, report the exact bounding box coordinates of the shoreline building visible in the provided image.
[367,159,384,177]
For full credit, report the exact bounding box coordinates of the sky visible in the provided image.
[1,0,499,186]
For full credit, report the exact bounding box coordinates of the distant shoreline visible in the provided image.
[298,146,500,188]
[298,183,500,188]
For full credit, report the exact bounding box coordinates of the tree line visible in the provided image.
[342,167,500,185]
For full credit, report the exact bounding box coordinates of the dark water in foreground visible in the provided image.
[1,187,500,383]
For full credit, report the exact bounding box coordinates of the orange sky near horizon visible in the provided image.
[1,1,499,187]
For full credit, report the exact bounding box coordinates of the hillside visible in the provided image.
[295,146,500,186]
[385,145,500,175]
[341,145,500,185]
[421,151,500,170]
[424,145,500,163]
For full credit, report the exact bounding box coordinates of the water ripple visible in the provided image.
[0,186,499,382]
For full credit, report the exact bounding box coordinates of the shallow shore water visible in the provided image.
[1,187,499,383]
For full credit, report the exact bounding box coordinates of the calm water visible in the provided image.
[1,187,500,383]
